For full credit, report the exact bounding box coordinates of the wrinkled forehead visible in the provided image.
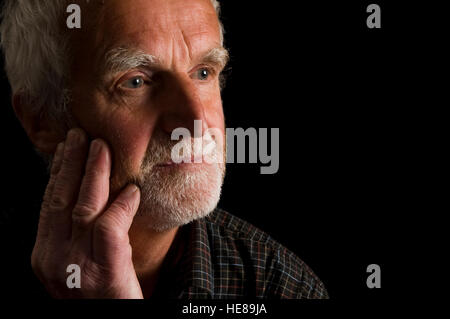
[72,0,221,65]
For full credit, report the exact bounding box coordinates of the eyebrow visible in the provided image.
[102,47,159,75]
[102,46,229,75]
[201,47,229,70]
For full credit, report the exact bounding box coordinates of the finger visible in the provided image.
[71,139,111,238]
[93,184,140,262]
[49,128,89,240]
[37,142,65,240]
[42,142,65,210]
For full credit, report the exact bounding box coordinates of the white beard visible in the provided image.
[133,131,225,232]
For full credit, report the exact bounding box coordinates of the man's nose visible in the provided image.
[158,74,208,136]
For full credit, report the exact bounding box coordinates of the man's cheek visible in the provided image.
[108,126,152,190]
[114,109,154,159]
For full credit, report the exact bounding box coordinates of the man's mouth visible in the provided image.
[156,155,206,167]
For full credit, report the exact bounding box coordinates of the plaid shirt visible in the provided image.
[152,208,328,299]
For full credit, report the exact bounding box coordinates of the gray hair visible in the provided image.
[0,0,224,122]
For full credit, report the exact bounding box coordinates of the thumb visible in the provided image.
[96,184,141,238]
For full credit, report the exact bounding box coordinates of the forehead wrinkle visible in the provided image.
[171,28,193,70]
[88,0,222,72]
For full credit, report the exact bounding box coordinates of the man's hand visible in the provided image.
[31,128,143,298]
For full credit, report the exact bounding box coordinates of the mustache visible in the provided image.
[141,130,221,168]
[125,130,224,191]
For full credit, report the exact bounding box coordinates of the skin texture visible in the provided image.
[15,0,226,298]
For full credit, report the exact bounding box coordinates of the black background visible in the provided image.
[0,0,442,308]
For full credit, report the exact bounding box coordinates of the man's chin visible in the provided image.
[133,163,224,232]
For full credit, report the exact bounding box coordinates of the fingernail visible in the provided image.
[125,184,139,196]
[89,139,102,158]
[67,129,82,147]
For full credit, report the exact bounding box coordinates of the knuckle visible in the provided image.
[73,202,98,218]
[49,194,70,211]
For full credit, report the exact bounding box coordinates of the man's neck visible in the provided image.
[129,217,180,298]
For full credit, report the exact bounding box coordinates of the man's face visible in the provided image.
[67,0,226,231]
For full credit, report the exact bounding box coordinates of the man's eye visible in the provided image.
[121,76,145,89]
[195,68,211,81]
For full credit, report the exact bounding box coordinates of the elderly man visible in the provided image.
[0,0,327,299]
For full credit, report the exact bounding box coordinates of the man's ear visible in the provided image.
[12,94,64,155]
